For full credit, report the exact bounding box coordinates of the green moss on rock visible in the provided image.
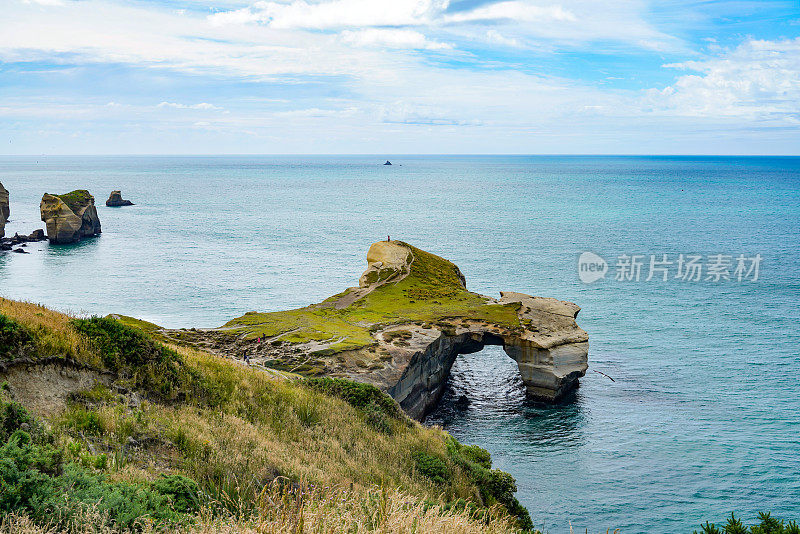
[221,242,520,354]
[56,190,94,213]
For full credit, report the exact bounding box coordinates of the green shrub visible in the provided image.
[362,400,392,434]
[477,469,516,505]
[304,377,405,432]
[0,314,34,360]
[443,436,533,530]
[0,400,34,442]
[460,444,492,469]
[72,317,201,400]
[411,451,450,485]
[0,397,196,531]
[696,512,800,534]
[152,474,201,514]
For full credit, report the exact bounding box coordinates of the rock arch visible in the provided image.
[385,295,589,419]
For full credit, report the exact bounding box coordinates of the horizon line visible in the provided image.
[1,153,799,158]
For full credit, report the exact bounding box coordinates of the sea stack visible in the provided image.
[106,190,134,207]
[0,182,9,221]
[0,182,8,239]
[384,160,392,165]
[40,190,102,244]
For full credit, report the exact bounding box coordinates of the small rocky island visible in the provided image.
[106,190,134,207]
[40,190,101,244]
[170,241,589,419]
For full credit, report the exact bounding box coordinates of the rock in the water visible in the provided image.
[0,182,8,239]
[40,190,102,244]
[28,229,45,242]
[106,190,134,207]
[384,160,392,165]
[12,248,28,254]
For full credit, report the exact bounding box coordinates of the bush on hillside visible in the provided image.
[412,450,450,485]
[696,512,800,534]
[0,396,198,531]
[0,315,34,360]
[71,317,201,400]
[304,377,405,433]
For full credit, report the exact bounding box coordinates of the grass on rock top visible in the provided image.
[222,243,521,352]
[55,189,94,213]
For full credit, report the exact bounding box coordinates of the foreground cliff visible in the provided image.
[184,241,588,419]
[0,297,533,533]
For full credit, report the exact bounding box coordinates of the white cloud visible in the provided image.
[445,1,576,23]
[274,107,359,118]
[22,0,65,6]
[1,0,797,154]
[484,29,522,48]
[209,0,448,29]
[340,29,451,50]
[648,38,800,121]
[208,0,678,51]
[157,102,223,110]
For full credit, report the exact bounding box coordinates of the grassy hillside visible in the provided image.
[0,298,533,533]
[222,242,522,355]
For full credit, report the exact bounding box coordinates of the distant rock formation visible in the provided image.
[0,182,8,239]
[28,229,45,242]
[178,241,589,420]
[106,190,134,207]
[40,190,101,244]
[384,160,392,165]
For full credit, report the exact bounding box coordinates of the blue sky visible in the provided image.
[1,0,798,154]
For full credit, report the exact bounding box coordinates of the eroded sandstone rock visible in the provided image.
[106,190,134,207]
[0,182,8,239]
[40,191,101,244]
[359,241,413,288]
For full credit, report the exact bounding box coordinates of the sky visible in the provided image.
[1,0,799,155]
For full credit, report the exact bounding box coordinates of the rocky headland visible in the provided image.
[170,241,589,419]
[40,190,101,244]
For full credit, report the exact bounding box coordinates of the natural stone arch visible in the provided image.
[192,241,589,421]
[386,302,589,420]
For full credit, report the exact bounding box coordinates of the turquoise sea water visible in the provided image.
[1,155,799,533]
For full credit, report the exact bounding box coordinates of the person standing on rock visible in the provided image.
[243,353,251,366]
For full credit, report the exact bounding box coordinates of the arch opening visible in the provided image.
[389,330,588,420]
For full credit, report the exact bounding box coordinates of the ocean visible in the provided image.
[1,155,798,533]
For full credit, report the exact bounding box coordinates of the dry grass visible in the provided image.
[82,343,479,506]
[0,484,519,533]
[0,297,99,367]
